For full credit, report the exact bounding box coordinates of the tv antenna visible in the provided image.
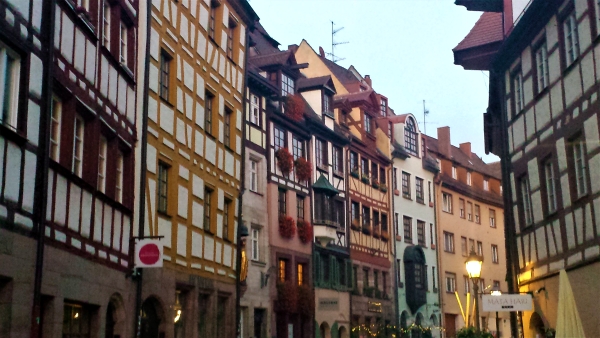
[423,100,430,135]
[325,21,349,63]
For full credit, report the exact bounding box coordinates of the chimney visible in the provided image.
[364,75,372,87]
[460,142,472,158]
[288,44,298,53]
[437,126,452,159]
[319,46,325,58]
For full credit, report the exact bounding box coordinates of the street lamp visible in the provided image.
[465,248,483,333]
[491,285,502,338]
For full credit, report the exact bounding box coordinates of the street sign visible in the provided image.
[482,294,533,312]
[134,239,163,268]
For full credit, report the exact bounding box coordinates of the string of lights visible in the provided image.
[350,323,446,337]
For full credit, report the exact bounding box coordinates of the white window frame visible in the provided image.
[573,139,587,198]
[545,160,557,213]
[0,43,21,130]
[72,115,84,176]
[98,136,107,192]
[116,151,124,203]
[442,192,452,213]
[521,176,533,226]
[564,12,579,67]
[251,228,259,261]
[443,232,454,253]
[250,94,260,126]
[489,209,496,228]
[451,166,457,179]
[50,96,62,161]
[492,244,499,264]
[103,1,111,47]
[483,179,489,191]
[514,71,524,113]
[445,274,456,293]
[119,21,128,65]
[535,42,549,90]
[249,159,258,192]
[466,171,472,186]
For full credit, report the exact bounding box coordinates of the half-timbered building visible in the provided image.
[1,0,140,336]
[388,114,441,337]
[238,21,280,338]
[455,0,600,336]
[138,0,257,336]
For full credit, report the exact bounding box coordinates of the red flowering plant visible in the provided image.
[381,230,390,242]
[279,215,296,239]
[284,94,305,122]
[297,284,314,317]
[373,227,381,238]
[294,157,312,182]
[277,281,298,313]
[275,148,294,175]
[297,219,313,244]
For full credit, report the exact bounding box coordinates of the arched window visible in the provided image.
[405,117,418,156]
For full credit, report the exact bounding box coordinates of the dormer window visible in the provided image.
[323,93,332,114]
[380,98,387,116]
[281,73,294,97]
[365,114,372,134]
[404,117,418,156]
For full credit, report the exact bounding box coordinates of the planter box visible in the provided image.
[394,189,400,196]
[430,244,436,249]
[429,201,434,207]
[396,235,402,241]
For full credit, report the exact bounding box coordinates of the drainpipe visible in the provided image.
[134,0,153,336]
[390,159,400,335]
[235,22,251,338]
[30,0,56,336]
[434,176,444,337]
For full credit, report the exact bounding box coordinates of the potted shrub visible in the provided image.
[381,231,390,241]
[372,179,380,189]
[275,148,294,175]
[361,174,370,184]
[284,94,305,122]
[362,224,372,235]
[279,215,296,239]
[351,219,362,231]
[294,157,312,182]
[297,219,313,244]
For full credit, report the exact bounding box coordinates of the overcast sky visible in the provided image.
[247,0,499,163]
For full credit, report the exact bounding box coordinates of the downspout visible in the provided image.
[134,0,153,336]
[235,22,251,338]
[31,0,56,336]
[491,68,519,338]
[346,143,353,334]
[435,176,444,335]
[391,159,400,334]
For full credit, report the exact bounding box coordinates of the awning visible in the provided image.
[312,174,339,195]
[556,269,585,338]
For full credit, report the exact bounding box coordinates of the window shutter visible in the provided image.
[313,252,321,287]
[329,255,336,289]
[346,259,353,290]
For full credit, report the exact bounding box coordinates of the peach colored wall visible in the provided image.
[267,182,312,255]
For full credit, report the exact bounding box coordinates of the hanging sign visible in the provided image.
[482,294,533,312]
[134,239,163,268]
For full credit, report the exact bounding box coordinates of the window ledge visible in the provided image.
[249,190,263,196]
[251,260,267,267]
[157,211,171,219]
[0,124,27,146]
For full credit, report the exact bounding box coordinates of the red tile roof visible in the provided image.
[453,12,504,51]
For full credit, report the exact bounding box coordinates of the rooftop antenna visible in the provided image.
[325,21,349,63]
[423,100,430,135]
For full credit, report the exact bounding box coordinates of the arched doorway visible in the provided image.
[528,312,545,338]
[320,322,331,338]
[105,294,126,338]
[339,325,349,338]
[140,297,165,338]
[412,313,424,338]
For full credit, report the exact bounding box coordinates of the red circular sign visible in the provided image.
[138,243,160,265]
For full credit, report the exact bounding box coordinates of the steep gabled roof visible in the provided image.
[297,75,335,93]
[249,50,294,68]
[454,12,504,51]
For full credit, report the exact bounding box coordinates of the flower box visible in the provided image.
[279,215,296,239]
[371,179,380,189]
[297,219,313,244]
[429,201,434,207]
[373,227,381,238]
[351,220,362,231]
[362,224,372,235]
[430,244,436,249]
[396,235,402,241]
[394,189,400,196]
[275,148,294,175]
[361,175,370,184]
[294,158,312,182]
[381,231,390,241]
[350,170,359,179]
[363,287,374,298]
